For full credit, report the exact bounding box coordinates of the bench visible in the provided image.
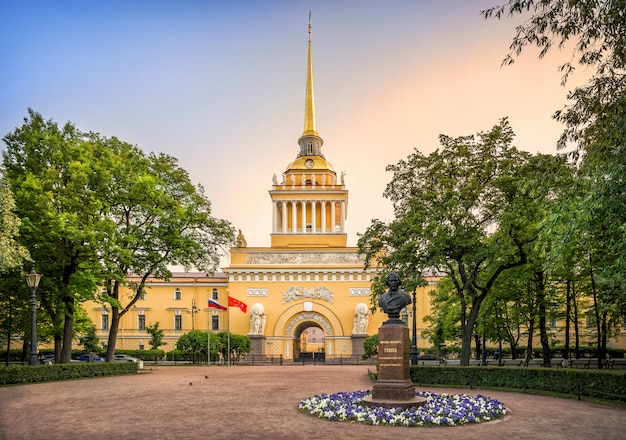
[569,358,591,369]
[524,358,546,367]
[607,359,626,369]
[417,360,445,367]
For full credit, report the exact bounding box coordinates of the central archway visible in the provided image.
[272,301,344,360]
[292,321,324,361]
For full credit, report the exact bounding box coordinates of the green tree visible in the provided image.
[358,119,531,365]
[176,330,222,364]
[2,110,103,363]
[94,136,236,362]
[216,332,250,363]
[481,0,625,87]
[0,270,30,364]
[0,177,29,273]
[146,322,166,350]
[422,278,462,351]
[79,324,101,353]
[362,334,378,360]
[483,0,626,357]
[176,330,208,364]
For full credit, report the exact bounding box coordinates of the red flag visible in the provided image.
[228,296,247,313]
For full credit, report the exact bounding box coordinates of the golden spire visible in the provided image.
[302,12,318,138]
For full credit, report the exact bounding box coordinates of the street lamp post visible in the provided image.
[191,299,199,330]
[25,269,42,366]
[410,289,418,365]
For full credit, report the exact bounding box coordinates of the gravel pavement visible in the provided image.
[1,365,624,440]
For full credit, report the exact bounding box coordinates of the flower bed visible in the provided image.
[299,390,506,427]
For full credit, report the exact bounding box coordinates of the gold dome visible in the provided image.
[285,155,336,172]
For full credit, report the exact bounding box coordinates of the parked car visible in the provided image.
[416,353,447,365]
[75,354,105,362]
[113,354,140,363]
[39,355,55,365]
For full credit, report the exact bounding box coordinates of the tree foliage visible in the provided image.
[91,133,235,361]
[216,331,251,362]
[0,178,29,273]
[145,322,166,350]
[175,330,212,363]
[1,109,235,363]
[482,1,626,363]
[2,109,103,362]
[358,119,535,365]
[481,0,626,84]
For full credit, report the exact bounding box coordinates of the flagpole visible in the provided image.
[208,311,211,367]
[227,304,231,366]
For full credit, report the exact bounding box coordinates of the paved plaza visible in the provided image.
[1,365,625,439]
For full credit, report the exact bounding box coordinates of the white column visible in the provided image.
[311,201,316,233]
[331,201,336,232]
[301,201,307,233]
[291,201,297,233]
[321,201,326,233]
[272,201,278,233]
[281,201,287,233]
[340,201,346,232]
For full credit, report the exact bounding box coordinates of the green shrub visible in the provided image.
[0,362,138,385]
[407,366,626,402]
[113,349,165,361]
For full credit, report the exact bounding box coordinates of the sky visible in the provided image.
[0,0,590,266]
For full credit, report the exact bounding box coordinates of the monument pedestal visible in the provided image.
[248,334,266,359]
[351,334,367,361]
[362,323,426,409]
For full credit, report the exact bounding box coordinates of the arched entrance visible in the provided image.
[292,321,325,362]
[272,301,344,361]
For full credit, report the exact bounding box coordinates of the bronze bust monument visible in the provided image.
[378,273,412,324]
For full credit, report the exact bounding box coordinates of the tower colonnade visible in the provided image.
[272,198,346,234]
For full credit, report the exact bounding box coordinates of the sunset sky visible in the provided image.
[0,1,589,266]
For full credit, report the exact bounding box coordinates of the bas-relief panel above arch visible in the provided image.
[272,302,344,337]
[246,252,365,265]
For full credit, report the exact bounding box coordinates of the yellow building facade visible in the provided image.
[81,24,439,360]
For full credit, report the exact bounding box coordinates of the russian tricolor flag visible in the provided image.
[208,299,226,311]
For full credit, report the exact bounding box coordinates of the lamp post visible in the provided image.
[25,269,42,366]
[410,288,418,365]
[191,298,200,330]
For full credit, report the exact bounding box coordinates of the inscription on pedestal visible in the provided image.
[371,324,415,401]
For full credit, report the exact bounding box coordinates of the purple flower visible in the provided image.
[298,389,507,427]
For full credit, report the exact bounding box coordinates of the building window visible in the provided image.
[139,290,146,300]
[175,314,183,331]
[212,315,219,331]
[101,314,109,330]
[174,288,182,300]
[212,288,219,300]
[138,314,146,330]
[550,318,557,328]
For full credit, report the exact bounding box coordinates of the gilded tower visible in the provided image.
[225,20,377,361]
[269,19,348,248]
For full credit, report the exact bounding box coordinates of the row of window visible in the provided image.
[100,314,221,331]
[173,288,220,301]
